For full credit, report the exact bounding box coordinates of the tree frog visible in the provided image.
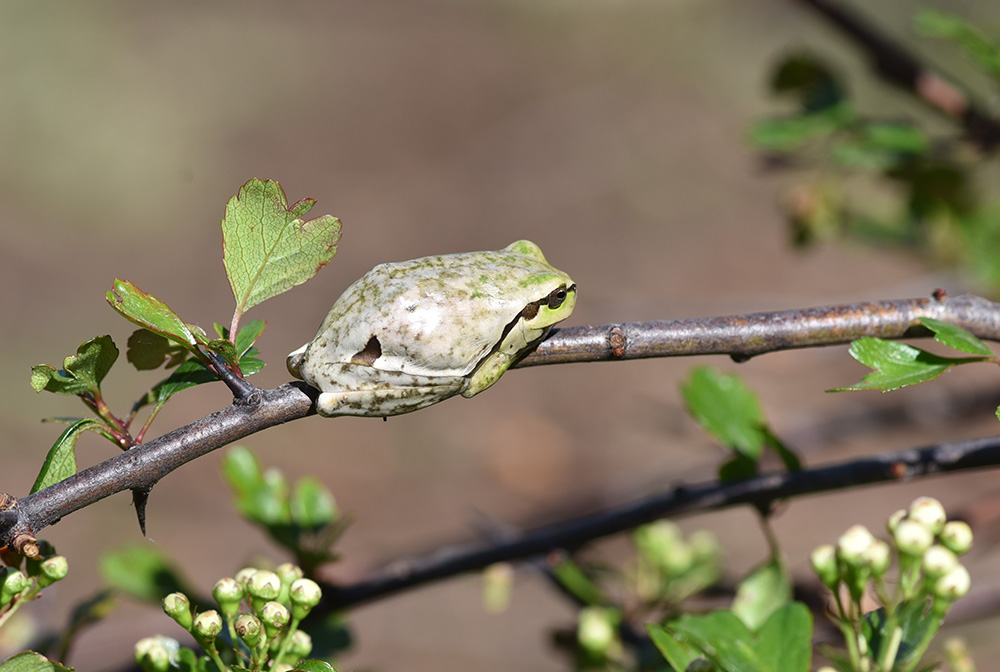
[287,240,577,417]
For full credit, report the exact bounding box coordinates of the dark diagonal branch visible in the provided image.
[3,293,1000,552]
[322,433,1000,611]
[790,0,1000,151]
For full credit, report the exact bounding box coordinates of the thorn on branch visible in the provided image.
[132,488,150,536]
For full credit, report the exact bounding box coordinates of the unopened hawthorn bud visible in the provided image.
[212,577,244,617]
[289,578,322,619]
[286,629,313,659]
[0,568,28,605]
[37,555,68,587]
[908,497,946,534]
[837,525,875,566]
[940,521,973,555]
[923,545,959,579]
[193,610,223,640]
[248,570,281,602]
[235,613,263,647]
[864,540,892,576]
[894,520,934,556]
[134,636,177,672]
[810,545,839,588]
[260,600,290,638]
[162,592,193,630]
[934,565,971,602]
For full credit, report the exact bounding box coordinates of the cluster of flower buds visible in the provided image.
[0,541,68,629]
[134,562,323,672]
[810,496,973,672]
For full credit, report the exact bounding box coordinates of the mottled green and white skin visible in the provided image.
[287,240,576,417]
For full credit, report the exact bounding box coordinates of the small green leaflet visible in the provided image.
[832,319,992,393]
[681,367,801,478]
[222,178,341,322]
[106,279,207,350]
[30,336,119,397]
[32,418,112,492]
[0,651,74,672]
[919,317,993,356]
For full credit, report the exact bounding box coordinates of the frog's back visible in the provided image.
[312,249,561,378]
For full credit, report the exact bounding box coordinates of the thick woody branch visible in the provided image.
[2,293,1000,550]
[322,433,1000,610]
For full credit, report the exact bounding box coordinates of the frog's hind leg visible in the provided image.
[305,362,465,418]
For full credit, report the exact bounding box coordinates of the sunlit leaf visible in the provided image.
[30,336,119,397]
[106,279,203,349]
[830,337,971,392]
[32,418,114,493]
[919,317,993,356]
[222,178,341,319]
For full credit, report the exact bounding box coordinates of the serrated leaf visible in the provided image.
[32,419,113,493]
[681,367,768,459]
[126,329,188,371]
[919,317,993,356]
[732,559,792,631]
[30,336,119,397]
[831,337,970,392]
[106,279,200,349]
[663,610,768,672]
[222,178,341,317]
[0,651,74,672]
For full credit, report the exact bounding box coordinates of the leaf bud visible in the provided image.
[162,592,193,630]
[940,521,973,555]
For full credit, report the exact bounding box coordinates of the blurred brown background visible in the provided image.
[3,1,1000,669]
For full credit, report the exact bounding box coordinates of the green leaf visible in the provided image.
[755,603,812,672]
[748,110,844,151]
[207,338,239,366]
[830,337,971,392]
[0,651,74,672]
[663,610,767,672]
[30,336,119,397]
[551,558,606,606]
[235,319,267,358]
[830,141,900,171]
[916,9,1000,78]
[100,545,194,604]
[289,661,337,672]
[861,599,935,668]
[133,358,219,414]
[862,122,929,154]
[681,367,767,460]
[32,419,113,493]
[647,624,705,671]
[222,178,341,318]
[126,329,188,371]
[919,317,993,356]
[106,279,204,349]
[222,446,290,525]
[770,52,848,112]
[732,559,792,631]
[290,477,338,529]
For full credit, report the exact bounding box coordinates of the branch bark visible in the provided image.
[3,293,1000,551]
[322,432,1000,611]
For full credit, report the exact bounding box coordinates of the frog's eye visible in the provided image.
[547,285,572,310]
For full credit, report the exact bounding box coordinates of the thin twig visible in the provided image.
[3,294,1000,551]
[320,433,1000,611]
[789,0,1000,151]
